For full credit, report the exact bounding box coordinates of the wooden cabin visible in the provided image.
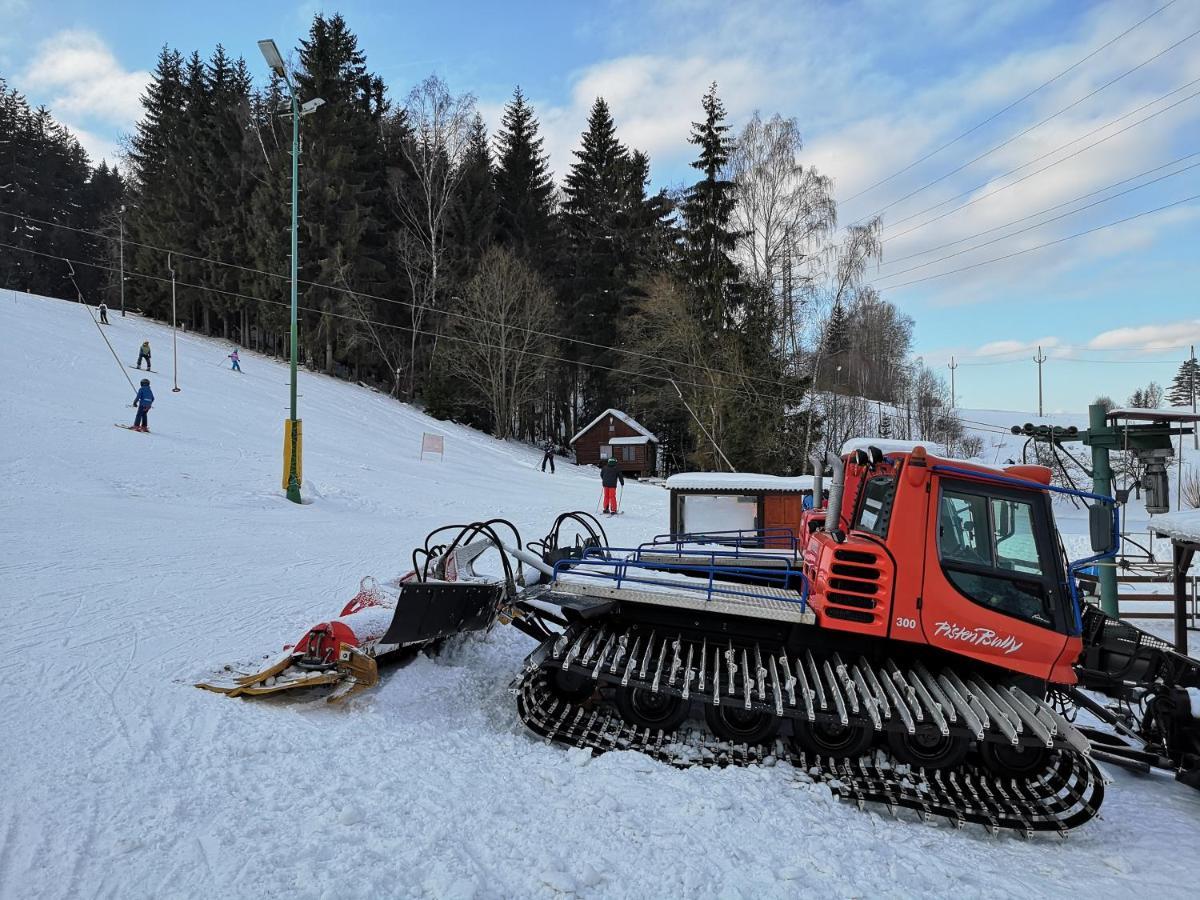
[570,409,658,477]
[665,472,816,547]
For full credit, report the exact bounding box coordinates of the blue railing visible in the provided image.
[642,527,801,554]
[550,546,809,610]
[930,463,1119,636]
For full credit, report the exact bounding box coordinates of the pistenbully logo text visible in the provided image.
[934,621,1024,655]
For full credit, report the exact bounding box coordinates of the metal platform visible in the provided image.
[545,577,815,625]
[637,550,801,570]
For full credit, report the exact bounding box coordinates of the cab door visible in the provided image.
[920,479,1070,680]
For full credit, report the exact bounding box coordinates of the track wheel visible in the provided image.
[704,703,779,745]
[547,668,596,703]
[979,740,1051,778]
[886,726,969,769]
[615,685,689,732]
[792,718,874,759]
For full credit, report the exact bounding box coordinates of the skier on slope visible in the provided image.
[600,457,624,514]
[540,439,555,473]
[228,348,241,372]
[135,341,151,370]
[131,379,154,432]
[98,302,109,325]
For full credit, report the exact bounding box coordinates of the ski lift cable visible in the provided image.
[840,0,1180,206]
[875,152,1200,272]
[2,241,813,408]
[879,76,1200,240]
[69,260,139,397]
[0,209,800,396]
[874,191,1200,291]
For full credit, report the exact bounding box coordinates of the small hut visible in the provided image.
[570,409,658,477]
[665,472,816,546]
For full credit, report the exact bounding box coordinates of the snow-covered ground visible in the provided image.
[3,291,1199,900]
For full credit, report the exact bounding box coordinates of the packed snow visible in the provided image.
[665,472,815,492]
[3,291,1200,900]
[1150,509,1200,544]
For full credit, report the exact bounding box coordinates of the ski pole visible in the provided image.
[618,483,624,513]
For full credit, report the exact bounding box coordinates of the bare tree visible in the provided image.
[392,74,476,394]
[727,112,836,357]
[446,247,554,438]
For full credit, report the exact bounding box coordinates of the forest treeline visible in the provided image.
[0,13,973,474]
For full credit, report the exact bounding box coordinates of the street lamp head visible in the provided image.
[257,39,288,80]
[299,97,326,116]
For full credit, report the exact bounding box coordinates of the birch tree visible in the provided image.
[393,74,476,394]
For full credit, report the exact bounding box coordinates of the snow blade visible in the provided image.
[380,582,502,646]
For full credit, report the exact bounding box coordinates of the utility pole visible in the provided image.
[1192,345,1197,450]
[169,253,180,393]
[1033,345,1047,417]
[118,205,126,317]
[947,355,957,410]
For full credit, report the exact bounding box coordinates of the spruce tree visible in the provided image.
[290,12,392,372]
[125,47,186,318]
[680,83,740,328]
[446,113,497,274]
[1167,357,1200,407]
[493,87,555,267]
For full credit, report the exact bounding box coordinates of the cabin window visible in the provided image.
[855,476,896,538]
[599,444,611,459]
[938,487,1053,626]
[622,445,637,461]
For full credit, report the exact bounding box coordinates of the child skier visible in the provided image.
[600,457,624,514]
[540,439,555,473]
[135,341,151,370]
[98,302,109,325]
[131,379,154,432]
[228,348,241,371]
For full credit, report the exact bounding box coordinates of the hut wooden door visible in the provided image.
[763,495,802,548]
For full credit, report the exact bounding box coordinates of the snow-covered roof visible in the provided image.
[1107,407,1200,423]
[607,436,654,445]
[841,437,944,457]
[666,472,816,493]
[1150,510,1200,544]
[569,408,658,445]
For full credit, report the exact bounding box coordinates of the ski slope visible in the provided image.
[2,291,1199,900]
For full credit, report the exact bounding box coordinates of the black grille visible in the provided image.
[834,549,876,564]
[825,607,874,623]
[831,563,880,580]
[830,577,878,594]
[828,592,876,609]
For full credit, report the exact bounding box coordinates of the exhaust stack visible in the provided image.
[824,450,846,538]
[809,451,826,507]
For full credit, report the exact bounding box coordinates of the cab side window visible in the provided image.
[938,488,1053,626]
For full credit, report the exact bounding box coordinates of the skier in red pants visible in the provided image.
[601,457,624,514]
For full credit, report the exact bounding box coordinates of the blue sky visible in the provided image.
[2,0,1198,413]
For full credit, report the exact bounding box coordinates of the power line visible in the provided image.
[874,161,1200,281]
[876,151,1200,271]
[840,1,1180,205]
[881,76,1200,241]
[875,192,1200,290]
[0,240,809,408]
[858,21,1200,224]
[0,207,795,395]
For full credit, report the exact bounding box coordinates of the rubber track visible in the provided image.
[515,667,1104,836]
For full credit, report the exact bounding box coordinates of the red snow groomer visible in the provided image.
[198,454,1200,836]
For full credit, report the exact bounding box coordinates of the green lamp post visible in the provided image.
[258,38,323,505]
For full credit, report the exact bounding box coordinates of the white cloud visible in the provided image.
[1089,320,1200,351]
[21,30,149,134]
[975,336,1063,357]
